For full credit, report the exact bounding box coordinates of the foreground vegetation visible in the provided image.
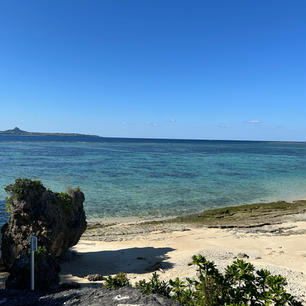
[104,255,302,306]
[5,178,81,214]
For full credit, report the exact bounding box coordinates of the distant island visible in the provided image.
[0,127,100,137]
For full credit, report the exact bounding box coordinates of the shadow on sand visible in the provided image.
[60,246,175,279]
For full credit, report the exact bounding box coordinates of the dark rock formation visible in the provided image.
[5,252,60,290]
[0,286,178,306]
[87,274,104,281]
[1,178,87,270]
[58,282,81,290]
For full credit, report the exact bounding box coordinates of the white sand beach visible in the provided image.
[60,213,306,302]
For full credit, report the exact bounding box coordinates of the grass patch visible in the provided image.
[84,200,306,231]
[171,200,306,227]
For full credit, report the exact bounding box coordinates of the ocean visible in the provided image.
[0,136,305,225]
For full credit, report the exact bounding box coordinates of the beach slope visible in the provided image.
[60,200,306,302]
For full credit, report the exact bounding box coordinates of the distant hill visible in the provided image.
[0,127,100,137]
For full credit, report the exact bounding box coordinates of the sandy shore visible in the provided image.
[60,211,306,302]
[0,200,304,303]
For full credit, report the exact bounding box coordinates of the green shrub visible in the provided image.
[54,192,73,214]
[66,186,81,195]
[136,255,302,306]
[103,272,130,289]
[4,178,81,215]
[136,272,171,297]
[5,178,45,213]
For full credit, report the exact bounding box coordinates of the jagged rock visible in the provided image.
[0,287,179,306]
[1,178,87,269]
[5,252,60,290]
[87,274,104,281]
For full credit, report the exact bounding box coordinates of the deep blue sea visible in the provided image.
[0,136,305,225]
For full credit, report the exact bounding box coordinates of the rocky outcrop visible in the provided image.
[87,274,104,281]
[5,252,60,290]
[0,287,178,306]
[1,178,87,270]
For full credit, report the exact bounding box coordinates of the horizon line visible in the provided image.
[0,133,304,143]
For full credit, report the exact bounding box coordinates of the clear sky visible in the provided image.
[0,0,305,141]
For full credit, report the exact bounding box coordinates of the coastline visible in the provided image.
[83,199,306,241]
[59,200,306,302]
[84,195,306,226]
[0,199,305,302]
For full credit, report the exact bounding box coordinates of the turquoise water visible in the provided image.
[0,136,305,224]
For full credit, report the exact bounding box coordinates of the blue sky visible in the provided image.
[0,0,305,141]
